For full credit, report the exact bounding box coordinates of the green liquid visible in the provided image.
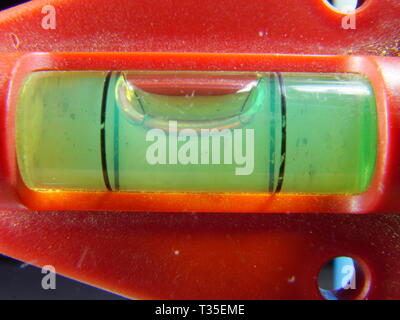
[16,71,377,194]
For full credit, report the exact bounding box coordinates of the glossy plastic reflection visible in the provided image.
[16,71,377,194]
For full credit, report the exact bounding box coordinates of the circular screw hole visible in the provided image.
[318,256,370,300]
[326,0,367,13]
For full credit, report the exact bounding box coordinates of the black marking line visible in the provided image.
[114,72,121,191]
[275,72,287,193]
[268,73,276,192]
[101,72,112,191]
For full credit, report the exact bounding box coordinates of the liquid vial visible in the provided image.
[16,71,377,194]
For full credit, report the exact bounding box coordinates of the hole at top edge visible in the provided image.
[326,0,367,13]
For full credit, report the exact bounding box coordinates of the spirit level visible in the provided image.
[3,52,398,213]
[1,0,400,301]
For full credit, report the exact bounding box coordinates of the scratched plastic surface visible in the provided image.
[16,71,377,194]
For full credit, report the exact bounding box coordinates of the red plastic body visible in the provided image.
[0,0,399,299]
